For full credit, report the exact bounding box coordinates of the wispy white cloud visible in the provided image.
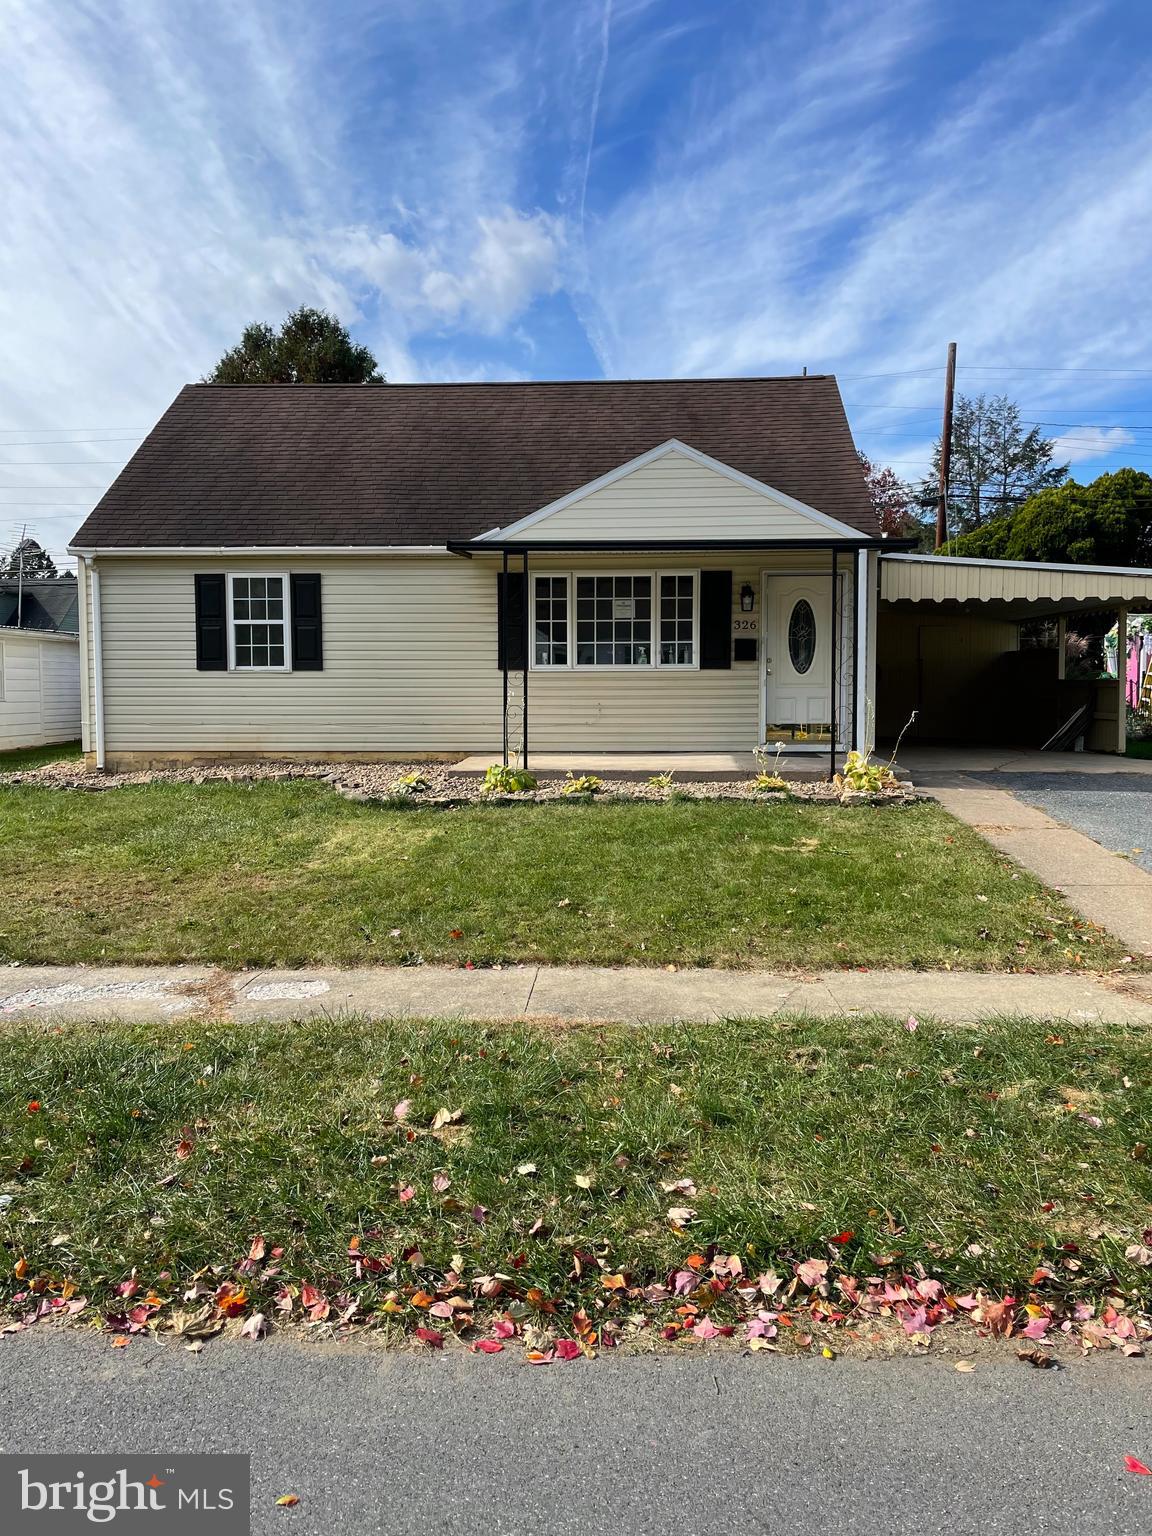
[1050,426,1137,465]
[0,0,563,563]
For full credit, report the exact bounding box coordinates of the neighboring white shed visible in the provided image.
[0,629,81,750]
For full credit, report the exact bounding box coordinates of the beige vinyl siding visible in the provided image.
[0,631,81,749]
[506,450,855,542]
[95,556,504,755]
[881,555,1152,608]
[86,550,854,758]
[526,552,763,751]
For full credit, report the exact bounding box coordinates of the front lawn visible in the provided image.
[3,1013,1150,1348]
[0,782,1125,969]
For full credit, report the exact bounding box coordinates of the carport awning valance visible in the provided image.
[880,554,1152,614]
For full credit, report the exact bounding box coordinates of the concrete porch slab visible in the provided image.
[452,752,842,781]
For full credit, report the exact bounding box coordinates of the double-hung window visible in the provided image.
[229,574,290,670]
[530,571,698,670]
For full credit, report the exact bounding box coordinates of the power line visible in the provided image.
[0,436,145,446]
[959,365,1152,375]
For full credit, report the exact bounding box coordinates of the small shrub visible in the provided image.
[835,750,897,794]
[647,771,676,791]
[753,772,787,792]
[561,772,604,797]
[392,771,431,796]
[481,763,539,795]
[1127,704,1152,742]
[751,740,789,793]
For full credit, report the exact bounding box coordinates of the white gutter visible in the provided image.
[85,556,106,771]
[66,545,449,557]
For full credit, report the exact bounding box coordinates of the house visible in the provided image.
[0,579,81,751]
[68,378,1152,774]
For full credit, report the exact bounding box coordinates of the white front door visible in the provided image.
[762,574,834,746]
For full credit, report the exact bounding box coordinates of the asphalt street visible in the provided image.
[1,1332,1150,1535]
[978,771,1152,874]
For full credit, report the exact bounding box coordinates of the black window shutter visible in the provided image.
[699,570,732,670]
[194,574,227,671]
[290,573,324,671]
[497,571,527,670]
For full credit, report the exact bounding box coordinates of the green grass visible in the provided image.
[0,783,1125,969]
[0,740,82,773]
[1127,738,1152,759]
[3,1013,1150,1323]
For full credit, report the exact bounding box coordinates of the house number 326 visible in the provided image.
[733,618,758,633]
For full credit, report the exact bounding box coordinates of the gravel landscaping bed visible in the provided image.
[0,757,918,805]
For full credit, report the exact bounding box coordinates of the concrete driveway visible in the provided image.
[973,772,1152,875]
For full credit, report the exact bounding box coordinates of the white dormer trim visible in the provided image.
[474,439,866,542]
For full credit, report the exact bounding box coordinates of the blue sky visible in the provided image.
[2,0,1152,567]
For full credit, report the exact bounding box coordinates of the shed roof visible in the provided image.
[880,553,1152,616]
[70,376,879,549]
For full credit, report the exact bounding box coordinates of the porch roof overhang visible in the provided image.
[448,536,915,557]
[879,553,1152,618]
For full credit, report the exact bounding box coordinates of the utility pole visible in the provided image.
[935,342,957,550]
[15,522,26,628]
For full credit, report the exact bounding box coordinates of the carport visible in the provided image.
[876,553,1152,757]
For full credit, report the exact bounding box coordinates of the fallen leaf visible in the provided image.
[1016,1349,1060,1369]
[430,1107,463,1132]
[393,1098,413,1121]
[415,1327,444,1348]
[275,1494,300,1507]
[516,1162,538,1177]
[954,1360,976,1373]
[1124,1456,1151,1476]
[666,1207,696,1229]
[432,1172,451,1193]
[472,1339,505,1354]
[239,1312,267,1340]
[554,1338,582,1361]
[398,1185,415,1203]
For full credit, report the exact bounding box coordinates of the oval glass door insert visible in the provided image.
[788,599,816,674]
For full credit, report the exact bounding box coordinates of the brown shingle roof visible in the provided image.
[71,376,878,548]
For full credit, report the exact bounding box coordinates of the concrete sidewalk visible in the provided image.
[2,962,1150,1024]
[920,776,1152,956]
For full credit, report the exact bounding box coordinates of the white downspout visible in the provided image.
[86,556,106,771]
[856,550,872,754]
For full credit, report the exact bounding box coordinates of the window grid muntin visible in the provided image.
[533,574,569,667]
[659,573,695,666]
[575,574,652,667]
[228,573,290,671]
[529,570,700,670]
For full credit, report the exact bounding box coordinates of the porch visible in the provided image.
[452,750,848,781]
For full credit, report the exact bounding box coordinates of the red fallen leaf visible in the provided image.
[661,1323,681,1340]
[449,929,464,940]
[472,1339,505,1354]
[830,1231,855,1245]
[415,1327,444,1348]
[491,1318,517,1339]
[1125,1456,1152,1476]
[554,1338,581,1361]
[26,1102,41,1114]
[398,1185,416,1203]
[216,1286,248,1318]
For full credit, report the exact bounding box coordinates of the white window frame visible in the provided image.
[227,571,292,672]
[528,569,701,672]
